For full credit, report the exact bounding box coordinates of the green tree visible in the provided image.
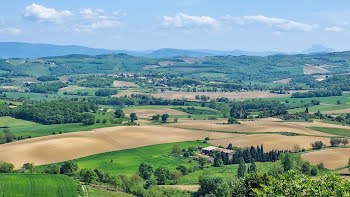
[151,114,160,122]
[198,157,207,169]
[248,159,257,173]
[280,153,293,171]
[114,108,125,118]
[0,161,14,173]
[172,145,181,155]
[154,166,171,185]
[228,117,240,124]
[341,138,349,146]
[161,114,169,123]
[330,137,341,147]
[138,162,154,180]
[79,168,98,184]
[22,163,34,173]
[60,161,78,176]
[44,165,60,174]
[3,128,14,143]
[237,157,246,178]
[130,113,137,122]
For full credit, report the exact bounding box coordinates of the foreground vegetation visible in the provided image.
[0,174,78,197]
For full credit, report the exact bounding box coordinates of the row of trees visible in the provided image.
[95,89,118,97]
[0,100,97,125]
[291,89,342,98]
[27,82,67,93]
[230,99,288,119]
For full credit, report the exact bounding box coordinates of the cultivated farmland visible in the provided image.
[301,148,350,169]
[0,125,239,168]
[0,174,77,197]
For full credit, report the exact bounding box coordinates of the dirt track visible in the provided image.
[124,108,188,119]
[0,125,239,168]
[302,148,350,169]
[168,118,335,136]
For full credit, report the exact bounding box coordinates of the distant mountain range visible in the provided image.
[0,42,336,59]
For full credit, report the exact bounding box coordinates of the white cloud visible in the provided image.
[0,27,21,35]
[23,3,72,22]
[162,13,218,29]
[325,26,343,32]
[224,14,318,32]
[74,8,123,32]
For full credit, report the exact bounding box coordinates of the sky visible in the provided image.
[1,0,350,52]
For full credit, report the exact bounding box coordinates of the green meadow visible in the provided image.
[38,141,208,176]
[309,127,350,137]
[178,162,273,185]
[0,174,77,197]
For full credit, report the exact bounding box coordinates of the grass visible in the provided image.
[37,141,209,175]
[177,162,273,185]
[0,174,77,197]
[0,116,40,128]
[0,99,22,105]
[11,122,120,138]
[5,112,119,138]
[87,186,133,197]
[308,127,350,137]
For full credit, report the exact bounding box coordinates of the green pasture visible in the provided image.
[38,141,208,175]
[178,162,273,185]
[309,127,350,137]
[0,174,77,197]
[0,116,40,128]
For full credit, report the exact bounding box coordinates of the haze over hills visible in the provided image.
[0,42,336,59]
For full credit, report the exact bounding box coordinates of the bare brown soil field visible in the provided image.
[273,78,291,83]
[158,61,177,66]
[113,80,139,88]
[113,91,143,97]
[0,86,20,90]
[0,125,239,168]
[302,148,350,169]
[284,120,350,129]
[304,64,330,74]
[143,65,159,70]
[322,108,350,114]
[209,134,330,151]
[168,118,334,136]
[59,86,86,92]
[159,185,200,192]
[313,74,332,81]
[124,108,188,119]
[181,57,203,63]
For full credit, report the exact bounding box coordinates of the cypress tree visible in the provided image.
[237,157,246,178]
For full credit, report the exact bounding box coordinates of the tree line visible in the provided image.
[0,99,97,125]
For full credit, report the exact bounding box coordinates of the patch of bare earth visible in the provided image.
[168,118,334,136]
[0,125,239,168]
[209,134,330,151]
[112,91,144,98]
[143,65,159,70]
[273,78,291,83]
[322,108,350,114]
[158,61,177,66]
[59,86,86,92]
[304,64,330,74]
[113,80,139,88]
[124,108,188,119]
[159,185,200,192]
[301,148,350,169]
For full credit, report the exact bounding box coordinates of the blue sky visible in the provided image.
[1,0,350,52]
